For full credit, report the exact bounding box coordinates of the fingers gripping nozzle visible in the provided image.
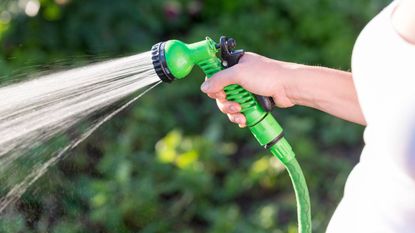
[217,36,275,112]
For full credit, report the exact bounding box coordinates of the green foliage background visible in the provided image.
[0,0,388,232]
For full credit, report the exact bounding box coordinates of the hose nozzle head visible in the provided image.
[151,37,218,83]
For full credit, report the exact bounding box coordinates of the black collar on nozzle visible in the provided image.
[151,42,175,83]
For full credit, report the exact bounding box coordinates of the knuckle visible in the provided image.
[227,103,239,113]
[225,105,233,113]
[216,92,227,100]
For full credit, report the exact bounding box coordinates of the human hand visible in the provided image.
[200,52,299,127]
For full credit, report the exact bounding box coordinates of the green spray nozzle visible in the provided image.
[151,36,312,233]
[151,37,219,81]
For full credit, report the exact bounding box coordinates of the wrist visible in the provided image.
[284,64,354,112]
[283,64,339,109]
[277,62,311,107]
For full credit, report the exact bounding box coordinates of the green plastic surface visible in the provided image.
[285,158,312,233]
[161,37,312,233]
[164,37,218,79]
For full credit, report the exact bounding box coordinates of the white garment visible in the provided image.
[326,1,415,232]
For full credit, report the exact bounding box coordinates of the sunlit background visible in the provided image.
[0,0,389,232]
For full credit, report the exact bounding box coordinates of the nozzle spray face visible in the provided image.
[151,42,175,83]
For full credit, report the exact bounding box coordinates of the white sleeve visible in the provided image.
[351,0,415,180]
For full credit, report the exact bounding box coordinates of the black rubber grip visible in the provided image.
[256,95,275,112]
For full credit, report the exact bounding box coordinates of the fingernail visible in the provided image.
[236,117,243,124]
[201,82,209,92]
[230,106,238,112]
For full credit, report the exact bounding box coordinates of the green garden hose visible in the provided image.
[151,36,312,233]
[286,159,311,233]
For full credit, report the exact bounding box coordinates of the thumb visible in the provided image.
[200,66,240,93]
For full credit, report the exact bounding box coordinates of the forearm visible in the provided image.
[285,65,366,125]
[201,53,367,126]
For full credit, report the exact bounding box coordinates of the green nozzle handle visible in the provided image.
[151,36,311,233]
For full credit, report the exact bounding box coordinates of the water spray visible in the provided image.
[151,36,312,233]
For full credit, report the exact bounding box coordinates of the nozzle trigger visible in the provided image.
[255,95,275,112]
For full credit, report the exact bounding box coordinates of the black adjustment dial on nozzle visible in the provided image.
[151,42,175,83]
[218,36,275,112]
[219,36,244,67]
